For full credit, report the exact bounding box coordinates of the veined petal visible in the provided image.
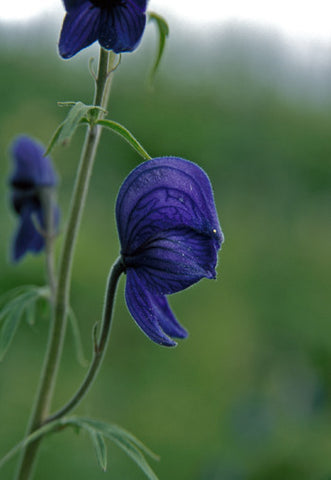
[10,136,57,187]
[126,0,147,13]
[12,205,44,262]
[99,3,146,53]
[59,1,101,59]
[124,227,219,294]
[125,269,178,347]
[116,157,223,256]
[117,157,223,345]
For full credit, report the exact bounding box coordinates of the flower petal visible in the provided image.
[99,3,146,53]
[126,0,147,13]
[152,295,188,339]
[12,205,44,262]
[116,157,223,257]
[59,1,101,59]
[125,269,178,347]
[10,136,57,188]
[63,0,85,11]
[125,227,219,295]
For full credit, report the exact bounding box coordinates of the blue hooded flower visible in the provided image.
[59,0,147,59]
[9,136,59,262]
[116,157,224,346]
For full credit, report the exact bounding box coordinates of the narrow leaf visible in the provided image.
[0,306,23,361]
[45,102,106,155]
[24,301,36,327]
[106,424,159,460]
[0,286,50,360]
[75,418,158,460]
[44,123,65,156]
[0,286,38,309]
[58,101,90,145]
[108,434,159,480]
[97,119,151,160]
[149,12,169,81]
[89,430,108,472]
[65,417,159,480]
[0,290,37,324]
[0,419,64,470]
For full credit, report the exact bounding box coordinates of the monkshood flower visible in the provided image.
[116,156,224,346]
[9,136,59,262]
[59,0,147,59]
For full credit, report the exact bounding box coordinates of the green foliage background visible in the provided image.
[0,16,331,480]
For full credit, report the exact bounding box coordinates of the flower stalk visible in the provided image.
[14,48,116,480]
[46,257,124,424]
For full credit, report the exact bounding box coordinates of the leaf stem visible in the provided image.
[14,48,116,480]
[46,257,124,423]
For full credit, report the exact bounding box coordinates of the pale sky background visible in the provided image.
[1,0,331,44]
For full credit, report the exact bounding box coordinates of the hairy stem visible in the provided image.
[14,48,116,480]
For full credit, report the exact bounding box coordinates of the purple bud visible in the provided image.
[9,136,59,262]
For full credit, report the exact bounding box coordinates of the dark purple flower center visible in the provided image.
[90,0,123,8]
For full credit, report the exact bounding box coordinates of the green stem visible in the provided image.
[14,48,116,480]
[46,257,124,423]
[40,187,57,301]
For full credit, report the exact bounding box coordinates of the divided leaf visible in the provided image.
[45,101,106,155]
[0,416,160,480]
[66,417,160,480]
[0,286,50,361]
[0,305,24,361]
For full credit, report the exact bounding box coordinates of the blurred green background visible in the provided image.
[1,15,331,480]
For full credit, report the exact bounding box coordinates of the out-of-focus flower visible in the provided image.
[9,136,59,262]
[116,156,224,346]
[59,0,147,59]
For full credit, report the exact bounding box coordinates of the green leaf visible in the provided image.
[66,417,159,480]
[148,12,169,81]
[96,119,152,160]
[45,101,106,155]
[0,305,24,361]
[89,430,108,472]
[104,424,159,461]
[44,123,65,156]
[0,418,65,470]
[0,286,37,309]
[0,286,50,361]
[24,301,36,327]
[57,101,91,145]
[68,307,88,367]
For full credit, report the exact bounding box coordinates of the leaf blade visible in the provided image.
[0,306,23,361]
[88,430,108,472]
[97,119,152,160]
[66,417,159,480]
[0,285,50,360]
[149,12,169,81]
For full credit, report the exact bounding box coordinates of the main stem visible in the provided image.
[15,48,115,480]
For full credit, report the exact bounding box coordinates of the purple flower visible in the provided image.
[116,157,224,346]
[59,0,147,59]
[9,136,59,262]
